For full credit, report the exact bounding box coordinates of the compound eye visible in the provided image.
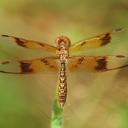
[55,37,62,45]
[63,37,71,47]
[55,36,71,47]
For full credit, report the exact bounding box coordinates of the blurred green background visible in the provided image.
[0,0,128,128]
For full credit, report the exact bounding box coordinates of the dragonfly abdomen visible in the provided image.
[58,62,67,108]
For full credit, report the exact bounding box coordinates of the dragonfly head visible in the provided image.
[55,36,71,48]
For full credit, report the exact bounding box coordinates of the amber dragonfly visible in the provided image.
[0,29,128,108]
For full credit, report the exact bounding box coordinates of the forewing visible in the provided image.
[1,35,57,52]
[68,55,128,72]
[0,57,58,74]
[69,28,123,52]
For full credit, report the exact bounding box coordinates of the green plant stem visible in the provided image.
[51,99,64,128]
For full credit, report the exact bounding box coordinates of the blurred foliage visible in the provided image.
[0,0,128,128]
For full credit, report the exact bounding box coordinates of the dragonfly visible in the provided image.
[0,28,128,108]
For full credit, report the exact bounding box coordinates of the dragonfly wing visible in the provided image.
[68,55,128,72]
[0,57,58,74]
[69,28,123,52]
[1,35,57,52]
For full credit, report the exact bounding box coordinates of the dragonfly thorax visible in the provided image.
[55,36,70,61]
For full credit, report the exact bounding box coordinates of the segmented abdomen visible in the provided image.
[58,62,67,107]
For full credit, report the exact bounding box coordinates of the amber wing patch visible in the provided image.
[1,35,57,52]
[69,28,123,52]
[0,57,58,74]
[68,55,128,72]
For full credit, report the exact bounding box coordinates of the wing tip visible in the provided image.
[0,61,10,64]
[103,64,128,72]
[1,34,9,37]
[113,28,126,33]
[0,70,23,74]
[116,55,125,58]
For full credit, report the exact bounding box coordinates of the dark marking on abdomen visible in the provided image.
[58,84,67,107]
[58,62,67,107]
